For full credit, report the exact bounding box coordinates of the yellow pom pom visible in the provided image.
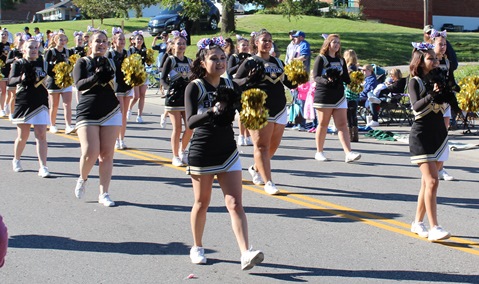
[240,88,269,130]
[146,48,155,65]
[457,76,479,113]
[52,62,74,89]
[69,54,81,65]
[347,71,365,93]
[284,60,309,85]
[121,53,146,86]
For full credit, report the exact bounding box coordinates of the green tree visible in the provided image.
[0,0,26,10]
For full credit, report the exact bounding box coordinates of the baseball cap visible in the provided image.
[24,26,29,31]
[288,30,297,35]
[360,64,374,72]
[161,31,167,36]
[423,25,434,34]
[292,31,306,38]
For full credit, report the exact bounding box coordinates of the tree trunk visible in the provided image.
[221,0,236,33]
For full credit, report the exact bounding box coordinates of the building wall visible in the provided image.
[360,0,479,29]
[0,0,61,23]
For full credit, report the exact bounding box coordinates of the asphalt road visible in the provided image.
[0,90,478,283]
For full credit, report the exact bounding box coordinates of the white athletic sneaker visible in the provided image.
[241,248,264,270]
[75,178,87,199]
[136,115,143,123]
[12,159,23,172]
[0,109,5,117]
[4,104,9,115]
[172,156,184,167]
[190,246,207,264]
[237,135,246,146]
[38,166,51,178]
[98,193,115,207]
[428,225,451,241]
[119,140,127,150]
[411,221,429,238]
[368,96,381,104]
[115,139,121,150]
[244,136,253,146]
[248,165,264,185]
[65,125,75,134]
[49,125,58,134]
[126,110,132,120]
[345,151,361,163]
[179,150,189,165]
[264,181,280,195]
[438,169,455,181]
[159,114,166,128]
[314,152,329,161]
[366,120,380,127]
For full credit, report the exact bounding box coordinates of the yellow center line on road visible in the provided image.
[56,132,479,257]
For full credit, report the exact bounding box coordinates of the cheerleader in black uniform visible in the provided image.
[228,35,251,146]
[408,42,451,241]
[160,30,193,166]
[235,29,297,195]
[45,32,74,134]
[126,31,148,123]
[8,39,51,177]
[71,31,86,103]
[5,33,25,119]
[430,29,458,181]
[73,30,120,207]
[312,34,361,163]
[0,29,12,117]
[107,27,132,150]
[185,37,264,269]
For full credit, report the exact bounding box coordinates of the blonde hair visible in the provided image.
[389,68,402,79]
[343,49,358,68]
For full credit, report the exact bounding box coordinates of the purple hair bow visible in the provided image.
[197,36,226,50]
[236,34,247,42]
[411,42,435,51]
[87,26,107,34]
[322,33,329,40]
[73,31,84,37]
[15,32,22,37]
[171,30,188,38]
[250,31,257,38]
[429,29,447,39]
[112,27,123,35]
[132,30,143,37]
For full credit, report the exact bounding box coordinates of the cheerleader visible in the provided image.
[185,37,264,270]
[312,34,361,163]
[71,31,86,104]
[429,29,458,181]
[159,30,193,166]
[8,39,51,177]
[235,29,297,195]
[45,32,74,134]
[107,27,132,150]
[227,34,252,146]
[73,30,120,207]
[0,29,12,117]
[408,42,451,241]
[5,33,26,120]
[126,30,148,123]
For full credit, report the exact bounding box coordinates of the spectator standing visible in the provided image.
[291,31,311,131]
[343,49,360,142]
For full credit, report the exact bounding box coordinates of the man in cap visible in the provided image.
[423,24,458,71]
[23,27,32,38]
[285,30,297,65]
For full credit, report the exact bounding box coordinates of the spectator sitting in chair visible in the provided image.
[370,68,407,103]
[359,64,379,127]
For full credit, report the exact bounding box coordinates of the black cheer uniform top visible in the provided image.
[8,57,49,123]
[71,46,86,57]
[129,46,147,65]
[312,54,350,108]
[106,48,131,93]
[5,48,22,86]
[408,76,448,164]
[185,78,240,175]
[0,42,12,79]
[235,55,296,120]
[73,56,119,128]
[44,47,71,90]
[160,55,192,111]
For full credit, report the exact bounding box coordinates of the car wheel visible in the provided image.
[209,17,218,30]
[179,21,186,31]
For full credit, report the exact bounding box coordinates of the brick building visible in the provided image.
[326,0,479,31]
[0,0,62,23]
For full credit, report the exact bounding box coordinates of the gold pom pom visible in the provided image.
[146,48,155,65]
[240,88,269,130]
[69,54,81,65]
[284,60,309,85]
[121,53,147,87]
[52,61,74,89]
[0,59,4,79]
[347,71,365,93]
[457,76,479,113]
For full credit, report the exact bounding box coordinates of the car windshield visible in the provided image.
[157,5,182,15]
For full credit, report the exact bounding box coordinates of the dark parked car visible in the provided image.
[148,0,220,36]
[441,23,455,32]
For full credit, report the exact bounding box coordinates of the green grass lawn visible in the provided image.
[3,14,479,66]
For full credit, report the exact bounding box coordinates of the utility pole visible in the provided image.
[424,0,429,26]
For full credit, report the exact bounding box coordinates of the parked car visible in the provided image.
[148,0,220,36]
[242,2,265,14]
[441,23,455,32]
[234,2,245,14]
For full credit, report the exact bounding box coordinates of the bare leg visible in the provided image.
[315,108,333,152]
[249,123,274,183]
[61,91,73,126]
[416,161,440,227]
[0,81,6,113]
[98,126,121,194]
[128,86,140,113]
[168,111,182,157]
[137,84,147,116]
[180,111,192,152]
[14,124,31,160]
[118,95,132,140]
[33,125,48,168]
[190,174,214,247]
[77,126,101,180]
[49,93,61,126]
[332,108,353,153]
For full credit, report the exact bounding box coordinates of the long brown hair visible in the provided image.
[409,49,433,78]
[320,34,341,58]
